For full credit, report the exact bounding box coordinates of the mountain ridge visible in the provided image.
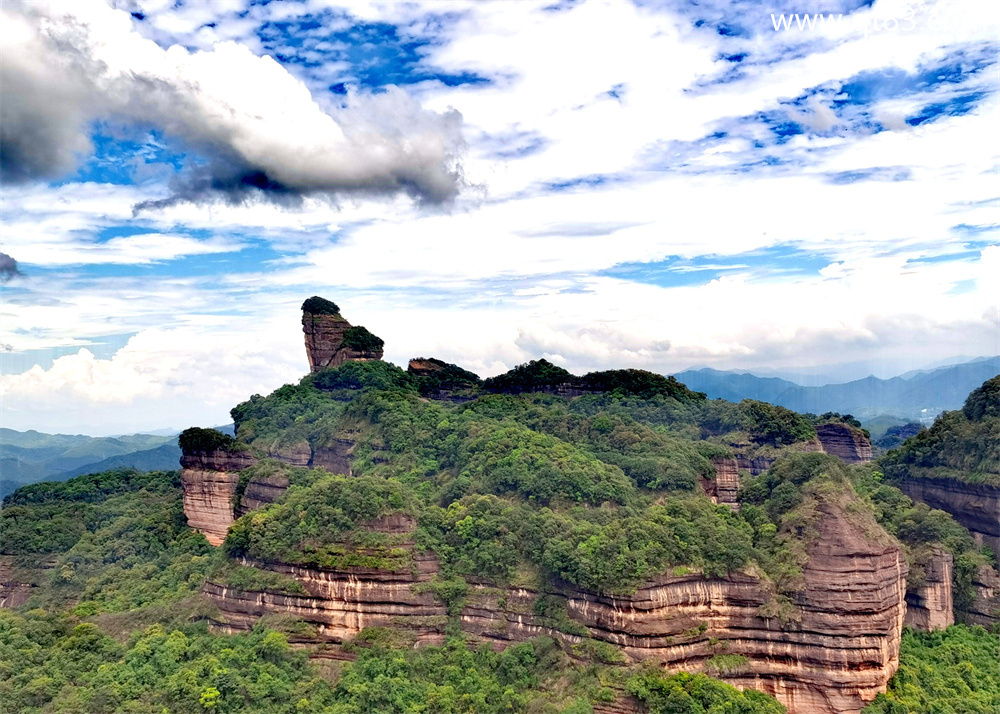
[674,356,1000,421]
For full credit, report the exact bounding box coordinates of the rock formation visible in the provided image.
[201,499,907,714]
[302,296,384,372]
[896,476,1000,560]
[703,457,741,506]
[964,564,1000,627]
[904,548,954,631]
[815,423,873,463]
[0,556,35,608]
[180,448,256,546]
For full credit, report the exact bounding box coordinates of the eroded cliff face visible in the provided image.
[815,423,873,464]
[896,477,1000,561]
[303,310,383,372]
[201,503,907,714]
[964,564,1000,627]
[180,450,255,546]
[904,548,954,631]
[703,457,741,506]
[0,556,35,608]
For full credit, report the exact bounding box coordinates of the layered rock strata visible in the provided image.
[180,449,256,546]
[0,556,35,609]
[302,299,383,372]
[815,423,873,463]
[201,504,907,714]
[904,548,954,631]
[703,457,741,506]
[896,476,1000,560]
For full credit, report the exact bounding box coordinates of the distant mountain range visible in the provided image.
[674,356,1000,422]
[0,424,234,500]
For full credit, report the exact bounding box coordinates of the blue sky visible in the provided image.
[1,0,998,434]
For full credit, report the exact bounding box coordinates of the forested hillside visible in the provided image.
[2,363,998,714]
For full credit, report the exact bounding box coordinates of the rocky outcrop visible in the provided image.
[202,503,906,714]
[180,449,256,546]
[0,556,35,608]
[302,297,383,372]
[815,423,873,463]
[904,548,954,631]
[962,564,1000,627]
[896,476,1000,560]
[703,457,741,506]
[181,469,239,547]
[407,358,482,402]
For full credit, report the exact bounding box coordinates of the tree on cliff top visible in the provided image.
[178,427,246,454]
[341,325,384,353]
[301,295,341,315]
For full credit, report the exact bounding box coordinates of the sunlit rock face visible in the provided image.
[200,502,907,714]
[815,423,873,463]
[905,547,954,631]
[180,449,257,546]
[302,296,383,372]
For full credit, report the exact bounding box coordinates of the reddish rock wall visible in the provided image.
[904,548,954,631]
[815,423,873,464]
[896,476,1000,561]
[303,311,383,372]
[201,503,907,714]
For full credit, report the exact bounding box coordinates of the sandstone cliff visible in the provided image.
[815,423,873,463]
[904,547,954,631]
[302,296,384,372]
[896,476,1000,561]
[201,501,907,714]
[180,449,256,546]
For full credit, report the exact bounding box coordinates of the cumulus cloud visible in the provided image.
[0,321,306,434]
[0,0,464,207]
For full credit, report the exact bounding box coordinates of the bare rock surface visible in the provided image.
[897,476,1000,560]
[905,547,954,631]
[302,297,383,372]
[816,423,873,463]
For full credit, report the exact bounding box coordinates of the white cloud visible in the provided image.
[1,0,464,204]
[1,0,998,434]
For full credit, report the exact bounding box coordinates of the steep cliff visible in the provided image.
[302,296,384,372]
[881,376,1000,560]
[896,477,1000,560]
[904,547,954,631]
[815,423,873,463]
[0,556,35,608]
[202,499,907,714]
[179,431,258,546]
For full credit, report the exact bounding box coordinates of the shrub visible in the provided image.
[483,359,573,393]
[341,325,384,353]
[301,295,341,314]
[311,360,412,392]
[178,427,245,454]
[580,369,706,402]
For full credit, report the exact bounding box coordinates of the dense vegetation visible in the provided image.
[4,368,998,714]
[1,469,213,613]
[178,427,247,454]
[881,375,1000,486]
[341,326,384,353]
[874,423,923,453]
[301,296,341,315]
[862,625,1000,714]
